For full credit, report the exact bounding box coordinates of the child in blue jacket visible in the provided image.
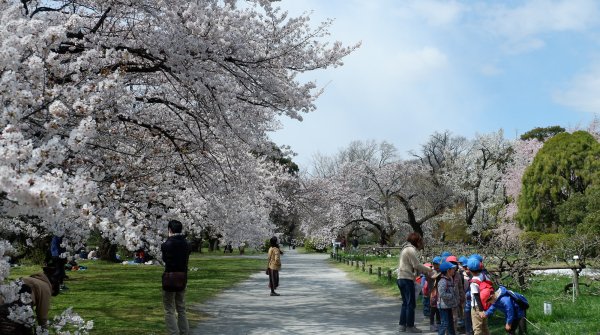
[479,286,527,334]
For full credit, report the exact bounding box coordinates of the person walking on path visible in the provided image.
[267,236,283,296]
[162,220,192,335]
[397,232,432,333]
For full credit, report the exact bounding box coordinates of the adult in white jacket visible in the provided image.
[397,232,433,333]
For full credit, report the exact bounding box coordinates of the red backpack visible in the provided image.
[471,276,494,310]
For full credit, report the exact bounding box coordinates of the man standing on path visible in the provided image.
[162,220,192,335]
[397,232,432,333]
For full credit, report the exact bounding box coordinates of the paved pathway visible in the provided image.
[191,250,434,334]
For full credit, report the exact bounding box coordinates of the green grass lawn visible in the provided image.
[332,253,600,335]
[9,252,265,334]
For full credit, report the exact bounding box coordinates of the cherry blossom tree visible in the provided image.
[500,138,543,221]
[300,139,454,245]
[442,130,512,235]
[586,115,600,141]
[299,141,395,244]
[1,0,356,330]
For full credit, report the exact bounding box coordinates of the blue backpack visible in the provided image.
[503,286,529,310]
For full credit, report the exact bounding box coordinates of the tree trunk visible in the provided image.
[379,229,390,246]
[189,237,202,253]
[208,238,220,252]
[98,237,118,262]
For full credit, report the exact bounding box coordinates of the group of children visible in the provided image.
[417,252,528,335]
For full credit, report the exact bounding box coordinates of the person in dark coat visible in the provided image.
[50,236,67,290]
[161,220,192,335]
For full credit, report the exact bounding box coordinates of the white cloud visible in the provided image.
[398,0,466,27]
[390,46,449,81]
[270,0,600,169]
[482,0,600,53]
[554,62,600,113]
[480,64,503,76]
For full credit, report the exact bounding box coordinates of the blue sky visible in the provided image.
[268,0,600,169]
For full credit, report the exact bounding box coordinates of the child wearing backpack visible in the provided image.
[428,256,443,332]
[480,286,528,335]
[460,256,473,335]
[467,256,493,335]
[437,262,459,335]
[446,255,466,332]
[421,263,433,318]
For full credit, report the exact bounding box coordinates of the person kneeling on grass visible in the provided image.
[21,268,61,328]
[0,267,60,333]
[479,287,527,335]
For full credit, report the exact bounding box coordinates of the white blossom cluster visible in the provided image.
[47,307,94,335]
[440,130,513,233]
[500,138,543,221]
[0,278,36,331]
[8,301,36,328]
[1,0,355,329]
[298,132,515,243]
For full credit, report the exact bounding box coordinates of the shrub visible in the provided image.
[304,239,328,253]
[537,233,568,250]
[520,231,543,247]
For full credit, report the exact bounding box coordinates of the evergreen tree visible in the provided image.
[518,131,600,232]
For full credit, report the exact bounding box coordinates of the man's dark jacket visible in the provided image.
[161,234,191,273]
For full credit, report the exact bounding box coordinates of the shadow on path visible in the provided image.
[191,250,432,335]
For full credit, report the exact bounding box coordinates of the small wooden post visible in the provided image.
[377,266,382,278]
[572,268,580,300]
[356,261,359,269]
[387,269,392,283]
[361,262,365,272]
[368,264,373,275]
